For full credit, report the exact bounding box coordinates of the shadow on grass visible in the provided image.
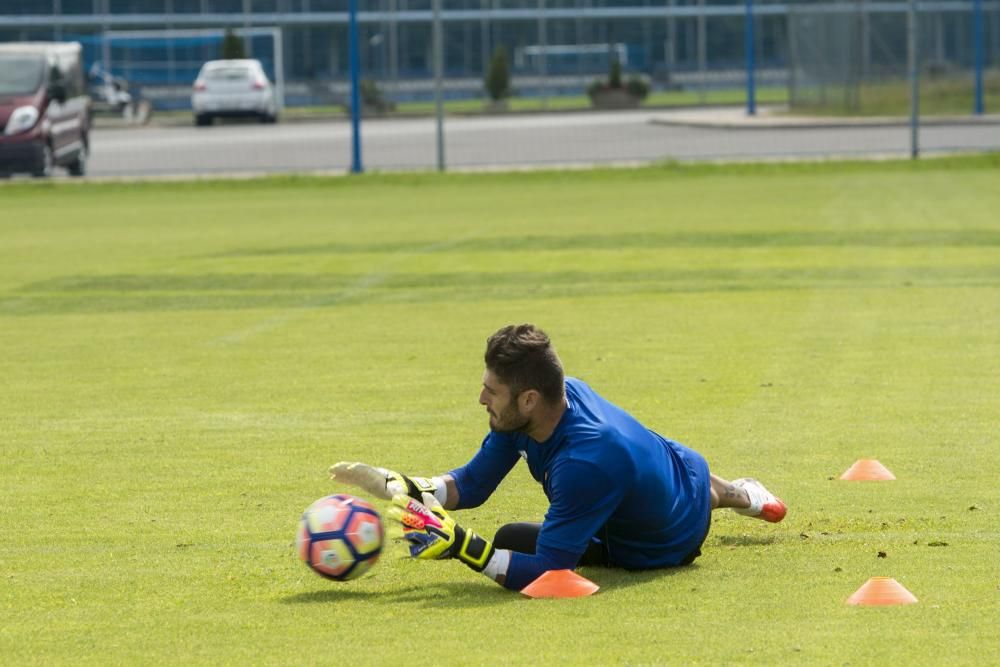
[282,565,698,607]
[578,562,702,593]
[390,581,519,608]
[713,534,779,547]
[281,580,517,609]
[282,589,379,604]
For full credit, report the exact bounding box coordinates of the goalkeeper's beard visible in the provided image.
[489,401,531,434]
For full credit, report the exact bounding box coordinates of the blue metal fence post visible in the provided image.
[745,0,756,115]
[348,0,363,173]
[973,0,985,115]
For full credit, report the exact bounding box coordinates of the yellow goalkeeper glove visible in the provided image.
[390,493,496,573]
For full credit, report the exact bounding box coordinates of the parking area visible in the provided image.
[73,107,1000,178]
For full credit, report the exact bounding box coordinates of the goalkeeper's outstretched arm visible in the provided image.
[330,461,459,508]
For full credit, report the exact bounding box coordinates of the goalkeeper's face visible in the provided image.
[480,370,530,433]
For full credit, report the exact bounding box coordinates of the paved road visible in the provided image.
[84,108,1000,178]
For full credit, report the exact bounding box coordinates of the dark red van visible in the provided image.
[0,42,91,178]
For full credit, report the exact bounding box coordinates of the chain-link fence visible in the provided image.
[1,0,999,176]
[789,1,999,116]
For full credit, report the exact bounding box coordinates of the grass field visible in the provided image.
[2,157,999,664]
[391,86,790,114]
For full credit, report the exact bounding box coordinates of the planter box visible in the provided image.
[589,87,643,110]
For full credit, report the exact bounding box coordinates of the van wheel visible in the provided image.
[195,114,212,127]
[32,144,54,178]
[68,144,88,177]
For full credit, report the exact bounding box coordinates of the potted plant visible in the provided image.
[587,56,650,109]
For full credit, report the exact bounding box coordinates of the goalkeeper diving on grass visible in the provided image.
[331,323,786,590]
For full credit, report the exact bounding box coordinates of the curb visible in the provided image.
[650,114,1000,130]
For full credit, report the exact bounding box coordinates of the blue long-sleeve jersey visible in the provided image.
[450,377,712,591]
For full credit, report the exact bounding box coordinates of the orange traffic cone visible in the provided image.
[521,570,599,599]
[846,577,918,606]
[840,459,896,481]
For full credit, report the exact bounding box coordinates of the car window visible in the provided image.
[204,66,255,81]
[55,50,85,97]
[0,54,45,96]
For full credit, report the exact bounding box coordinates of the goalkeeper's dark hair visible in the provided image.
[484,324,565,405]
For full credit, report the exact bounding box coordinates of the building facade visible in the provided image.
[1,1,995,108]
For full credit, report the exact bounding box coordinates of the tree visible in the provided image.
[221,28,246,59]
[484,45,511,102]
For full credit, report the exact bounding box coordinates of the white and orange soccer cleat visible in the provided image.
[732,478,787,523]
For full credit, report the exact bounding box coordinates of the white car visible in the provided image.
[191,59,278,126]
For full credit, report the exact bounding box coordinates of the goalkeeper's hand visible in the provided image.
[390,492,496,573]
[329,461,438,501]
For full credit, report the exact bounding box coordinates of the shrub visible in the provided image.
[359,79,395,112]
[609,56,623,89]
[485,46,511,101]
[625,75,650,100]
[586,79,606,100]
[360,79,383,108]
[221,28,246,60]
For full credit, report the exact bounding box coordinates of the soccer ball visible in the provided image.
[297,494,384,581]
